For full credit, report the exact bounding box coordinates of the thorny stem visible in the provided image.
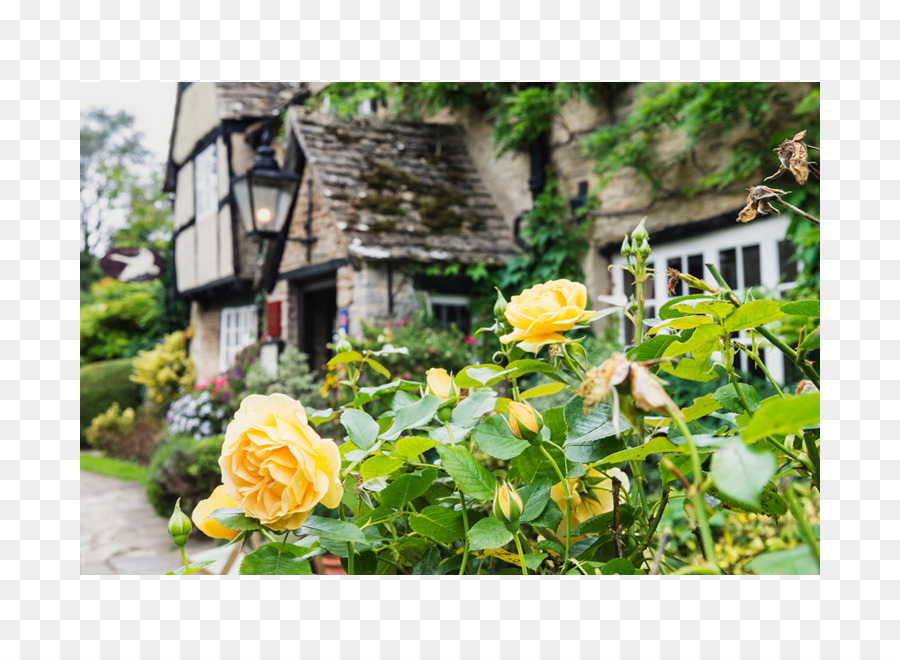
[612,477,623,559]
[668,408,721,573]
[706,263,820,388]
[337,505,354,575]
[777,199,820,225]
[559,343,585,381]
[540,443,572,573]
[734,342,786,398]
[628,488,670,565]
[458,489,470,576]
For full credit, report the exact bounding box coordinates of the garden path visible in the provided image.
[80,470,216,575]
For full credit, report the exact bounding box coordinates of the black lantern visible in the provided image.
[232,142,302,240]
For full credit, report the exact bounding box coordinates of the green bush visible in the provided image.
[85,402,135,452]
[145,434,225,518]
[131,328,195,415]
[80,358,144,445]
[80,277,164,364]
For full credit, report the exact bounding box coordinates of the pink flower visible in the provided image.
[465,335,476,345]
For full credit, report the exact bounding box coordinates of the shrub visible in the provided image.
[166,388,229,440]
[85,402,166,464]
[130,328,195,414]
[80,357,144,446]
[245,345,322,401]
[80,277,163,364]
[145,434,225,518]
[85,402,135,452]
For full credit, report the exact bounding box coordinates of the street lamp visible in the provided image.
[232,138,302,241]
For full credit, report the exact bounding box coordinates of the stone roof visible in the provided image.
[214,82,307,120]
[288,110,518,265]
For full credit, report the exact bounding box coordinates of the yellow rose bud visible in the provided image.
[167,498,192,548]
[218,393,344,531]
[549,468,630,542]
[493,482,524,526]
[191,485,240,541]
[425,368,457,400]
[507,401,543,445]
[499,279,596,353]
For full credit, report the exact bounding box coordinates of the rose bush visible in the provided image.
[166,137,820,575]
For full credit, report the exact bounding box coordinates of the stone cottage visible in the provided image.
[166,82,815,384]
[165,82,517,380]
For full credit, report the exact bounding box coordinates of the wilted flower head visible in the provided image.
[579,352,682,421]
[737,186,789,223]
[765,130,813,185]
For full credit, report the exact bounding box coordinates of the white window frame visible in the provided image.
[611,216,799,383]
[426,293,472,332]
[219,304,258,373]
[194,142,218,223]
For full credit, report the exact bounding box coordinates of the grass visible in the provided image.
[80,453,147,483]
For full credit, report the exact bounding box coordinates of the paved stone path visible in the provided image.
[81,469,216,575]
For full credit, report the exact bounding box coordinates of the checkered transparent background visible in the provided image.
[0,0,893,657]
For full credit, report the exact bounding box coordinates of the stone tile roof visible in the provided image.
[214,82,308,120]
[288,109,518,265]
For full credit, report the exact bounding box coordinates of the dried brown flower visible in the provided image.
[737,185,789,223]
[765,130,813,185]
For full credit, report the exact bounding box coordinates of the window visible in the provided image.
[427,293,472,334]
[219,305,258,372]
[611,216,800,383]
[194,142,218,222]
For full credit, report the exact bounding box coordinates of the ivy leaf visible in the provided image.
[298,515,366,543]
[379,468,438,509]
[517,478,552,522]
[381,395,442,441]
[471,414,530,460]
[710,442,777,509]
[712,383,760,414]
[741,393,820,442]
[437,445,497,500]
[409,505,465,544]
[563,397,627,463]
[467,518,513,551]
[360,455,405,482]
[340,409,380,451]
[780,299,820,318]
[239,543,313,575]
[724,300,784,332]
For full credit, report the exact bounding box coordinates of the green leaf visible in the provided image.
[626,334,678,361]
[542,406,567,445]
[381,395,442,441]
[503,359,560,379]
[529,498,564,529]
[340,409,380,451]
[350,380,422,407]
[601,558,635,575]
[707,481,787,518]
[780,299,820,318]
[570,505,635,536]
[379,468,438,509]
[667,297,734,318]
[680,393,722,422]
[741,393,820,442]
[518,479,552,522]
[408,505,465,544]
[471,414,530,460]
[799,327,820,351]
[522,552,548,570]
[394,436,440,461]
[660,453,697,485]
[411,546,442,575]
[327,350,363,367]
[521,381,567,399]
[710,442,777,508]
[298,515,366,543]
[429,422,468,446]
[659,358,718,382]
[360,454,405,482]
[563,398,628,463]
[724,300,785,332]
[645,315,714,336]
[598,437,687,465]
[513,443,565,484]
[467,517,513,551]
[451,390,497,427]
[364,357,391,379]
[306,407,336,424]
[166,560,216,576]
[239,543,313,575]
[661,324,724,358]
[437,445,497,500]
[209,508,264,531]
[713,383,760,414]
[454,364,506,388]
[659,294,720,320]
[745,545,818,575]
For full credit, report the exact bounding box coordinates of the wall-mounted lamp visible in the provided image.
[232,136,302,241]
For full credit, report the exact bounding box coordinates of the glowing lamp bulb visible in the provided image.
[256,207,273,224]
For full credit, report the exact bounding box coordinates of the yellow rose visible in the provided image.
[507,401,543,444]
[499,279,595,353]
[218,393,344,531]
[425,367,456,399]
[493,482,524,525]
[191,485,241,541]
[549,467,630,541]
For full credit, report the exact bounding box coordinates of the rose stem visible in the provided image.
[539,444,572,573]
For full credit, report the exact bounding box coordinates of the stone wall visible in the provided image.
[189,301,221,383]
